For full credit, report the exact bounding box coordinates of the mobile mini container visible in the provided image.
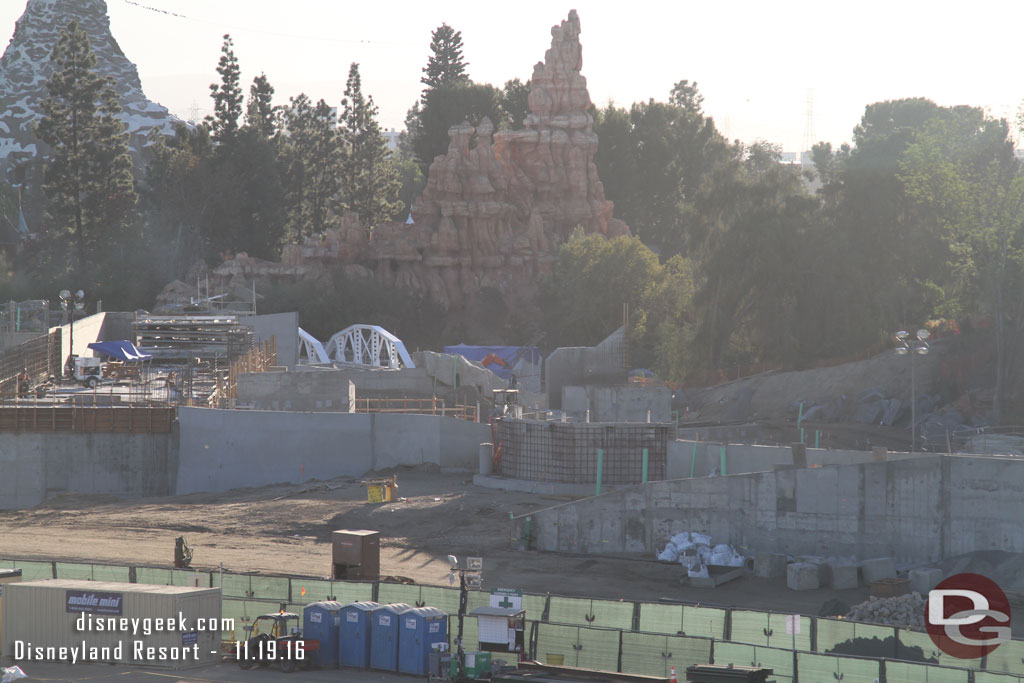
[397,606,447,675]
[1,579,221,670]
[338,601,379,668]
[302,600,342,668]
[369,602,412,671]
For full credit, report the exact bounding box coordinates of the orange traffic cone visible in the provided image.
[669,665,678,682]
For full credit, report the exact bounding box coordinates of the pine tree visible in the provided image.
[281,94,342,238]
[339,63,401,230]
[245,73,278,138]
[35,20,137,283]
[420,23,468,101]
[207,34,242,142]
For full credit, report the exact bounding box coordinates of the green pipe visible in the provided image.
[719,446,726,476]
[815,430,820,449]
[596,449,604,496]
[642,448,649,484]
[797,402,804,429]
[800,427,805,444]
[691,443,697,477]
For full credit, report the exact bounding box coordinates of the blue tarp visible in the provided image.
[444,344,542,393]
[87,340,152,362]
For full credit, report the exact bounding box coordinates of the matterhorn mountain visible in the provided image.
[0,0,178,180]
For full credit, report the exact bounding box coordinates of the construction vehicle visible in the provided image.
[173,536,193,568]
[236,611,319,673]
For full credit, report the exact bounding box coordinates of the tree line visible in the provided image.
[3,20,1024,417]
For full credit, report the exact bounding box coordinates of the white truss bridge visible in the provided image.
[298,324,415,369]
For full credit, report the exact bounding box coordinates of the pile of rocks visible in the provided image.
[845,593,926,627]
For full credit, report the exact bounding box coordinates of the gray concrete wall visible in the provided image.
[667,440,922,479]
[515,454,1024,565]
[0,431,177,509]
[240,312,298,370]
[562,385,671,422]
[97,312,136,345]
[176,407,490,494]
[545,328,626,409]
[52,312,107,361]
[236,370,354,412]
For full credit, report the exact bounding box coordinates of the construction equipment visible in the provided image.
[68,356,103,388]
[236,611,320,673]
[173,536,193,568]
[361,475,397,503]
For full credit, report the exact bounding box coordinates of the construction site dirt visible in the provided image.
[0,464,873,618]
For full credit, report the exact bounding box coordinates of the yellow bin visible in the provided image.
[366,482,394,503]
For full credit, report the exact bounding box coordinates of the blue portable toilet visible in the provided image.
[339,601,380,668]
[302,601,343,668]
[369,603,412,671]
[397,606,448,675]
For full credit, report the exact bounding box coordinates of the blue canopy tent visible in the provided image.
[87,340,152,362]
[443,344,541,394]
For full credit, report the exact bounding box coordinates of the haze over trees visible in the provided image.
[5,18,1024,411]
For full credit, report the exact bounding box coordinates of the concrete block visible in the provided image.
[787,562,820,591]
[754,553,787,579]
[862,557,897,584]
[910,567,943,595]
[830,564,859,590]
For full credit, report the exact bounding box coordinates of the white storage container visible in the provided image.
[1,579,222,669]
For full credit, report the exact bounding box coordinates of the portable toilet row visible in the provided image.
[301,600,447,674]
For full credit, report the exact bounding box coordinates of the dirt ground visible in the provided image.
[0,465,869,616]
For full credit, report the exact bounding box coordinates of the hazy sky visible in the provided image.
[3,0,1023,152]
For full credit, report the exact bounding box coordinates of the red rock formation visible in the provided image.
[156,10,630,314]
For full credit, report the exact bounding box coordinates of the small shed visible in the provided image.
[469,605,526,657]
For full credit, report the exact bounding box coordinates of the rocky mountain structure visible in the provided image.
[159,10,630,314]
[0,0,178,181]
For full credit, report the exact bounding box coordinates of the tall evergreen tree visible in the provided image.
[281,94,343,238]
[245,73,278,138]
[207,34,243,142]
[420,23,469,101]
[339,63,401,230]
[35,20,137,284]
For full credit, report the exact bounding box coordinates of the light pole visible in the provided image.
[447,555,482,681]
[59,289,84,379]
[895,329,930,452]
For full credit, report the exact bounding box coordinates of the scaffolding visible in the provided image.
[493,419,671,485]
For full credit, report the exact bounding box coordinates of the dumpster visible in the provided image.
[303,600,343,668]
[339,601,380,668]
[369,603,412,671]
[398,606,448,675]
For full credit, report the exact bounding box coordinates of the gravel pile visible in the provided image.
[846,593,926,627]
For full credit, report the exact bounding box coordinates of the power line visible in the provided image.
[119,0,407,47]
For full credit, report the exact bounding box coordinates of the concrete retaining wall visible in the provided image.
[236,370,355,412]
[515,455,1024,565]
[667,440,922,479]
[562,385,672,423]
[0,431,177,509]
[176,407,489,494]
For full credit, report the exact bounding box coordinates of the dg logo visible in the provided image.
[927,573,1011,659]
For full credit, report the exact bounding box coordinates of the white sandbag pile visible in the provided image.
[657,531,746,578]
[845,592,926,627]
